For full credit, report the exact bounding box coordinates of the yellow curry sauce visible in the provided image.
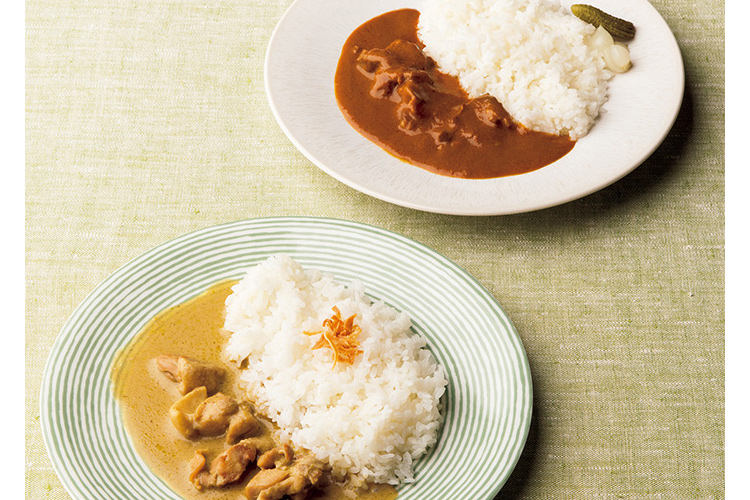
[334,9,575,179]
[111,280,397,500]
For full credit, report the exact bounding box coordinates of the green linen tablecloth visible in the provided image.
[26,0,724,498]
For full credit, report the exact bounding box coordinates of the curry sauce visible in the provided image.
[334,9,575,179]
[111,280,397,500]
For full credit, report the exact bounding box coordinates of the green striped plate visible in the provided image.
[41,217,532,500]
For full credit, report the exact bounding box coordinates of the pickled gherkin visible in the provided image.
[571,4,636,40]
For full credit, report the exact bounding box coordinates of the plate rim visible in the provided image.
[40,216,533,500]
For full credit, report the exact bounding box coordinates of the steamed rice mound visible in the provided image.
[417,0,612,139]
[224,255,448,486]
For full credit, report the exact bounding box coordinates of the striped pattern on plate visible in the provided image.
[40,217,532,500]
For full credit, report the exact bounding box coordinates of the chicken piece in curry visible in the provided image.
[157,354,328,499]
[111,279,397,500]
[156,354,226,395]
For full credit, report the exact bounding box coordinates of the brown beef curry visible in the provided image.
[334,9,574,179]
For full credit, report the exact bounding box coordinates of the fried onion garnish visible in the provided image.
[304,306,363,369]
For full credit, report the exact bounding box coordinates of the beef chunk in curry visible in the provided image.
[355,40,434,133]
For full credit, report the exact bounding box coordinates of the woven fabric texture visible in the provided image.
[26,0,724,498]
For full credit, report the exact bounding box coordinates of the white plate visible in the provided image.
[264,0,684,215]
[41,218,533,500]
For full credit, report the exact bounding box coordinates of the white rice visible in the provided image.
[223,255,448,486]
[417,0,612,139]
